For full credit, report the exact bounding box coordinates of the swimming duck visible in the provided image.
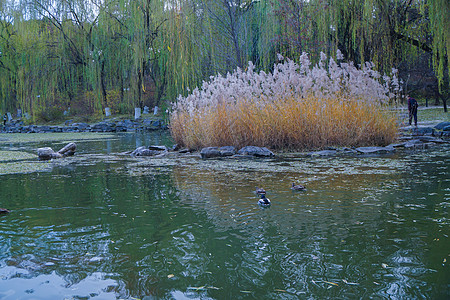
[0,208,10,214]
[258,194,271,207]
[291,183,306,191]
[255,187,266,195]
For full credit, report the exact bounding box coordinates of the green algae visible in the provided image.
[0,160,52,175]
[0,132,117,144]
[0,150,38,162]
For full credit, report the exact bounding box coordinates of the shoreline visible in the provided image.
[0,117,168,134]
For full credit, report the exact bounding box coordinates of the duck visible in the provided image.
[255,187,266,195]
[291,183,306,191]
[0,208,10,214]
[258,194,271,207]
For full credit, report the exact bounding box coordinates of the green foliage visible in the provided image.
[35,106,64,123]
[0,0,448,117]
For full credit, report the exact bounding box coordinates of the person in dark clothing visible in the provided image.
[407,95,418,126]
[2,113,7,126]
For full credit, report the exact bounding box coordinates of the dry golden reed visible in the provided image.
[170,95,398,150]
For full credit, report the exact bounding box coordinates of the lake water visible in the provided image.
[0,132,449,299]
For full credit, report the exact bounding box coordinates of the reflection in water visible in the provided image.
[0,133,448,299]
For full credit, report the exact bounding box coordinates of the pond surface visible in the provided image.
[0,132,449,299]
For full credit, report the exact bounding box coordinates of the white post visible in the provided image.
[105,107,111,117]
[134,107,141,119]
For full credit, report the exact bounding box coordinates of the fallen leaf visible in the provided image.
[343,279,359,285]
[381,263,388,268]
[323,281,339,286]
[167,274,174,279]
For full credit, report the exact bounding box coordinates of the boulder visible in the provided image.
[355,146,395,154]
[412,127,433,135]
[37,142,77,160]
[309,150,338,156]
[200,147,221,159]
[434,122,450,130]
[219,146,236,157]
[37,147,63,160]
[417,136,447,144]
[149,145,168,151]
[57,142,77,156]
[237,146,275,157]
[37,147,57,160]
[91,122,114,132]
[131,146,161,157]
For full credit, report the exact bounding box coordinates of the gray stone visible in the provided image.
[149,145,168,151]
[237,146,275,157]
[219,146,236,157]
[57,142,76,156]
[134,107,141,120]
[37,147,55,160]
[131,145,168,156]
[37,147,63,160]
[355,146,395,154]
[434,122,450,130]
[388,143,407,148]
[309,150,338,156]
[131,146,161,157]
[200,147,221,159]
[418,136,447,144]
[413,127,433,135]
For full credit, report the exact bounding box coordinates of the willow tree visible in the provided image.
[0,8,17,112]
[272,0,448,108]
[157,0,279,102]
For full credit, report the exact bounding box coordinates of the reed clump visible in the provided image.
[170,52,400,150]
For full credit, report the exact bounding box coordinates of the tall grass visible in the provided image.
[170,96,398,150]
[170,52,400,150]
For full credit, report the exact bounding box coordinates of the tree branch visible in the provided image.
[394,31,432,53]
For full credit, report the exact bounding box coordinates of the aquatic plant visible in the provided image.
[170,52,399,150]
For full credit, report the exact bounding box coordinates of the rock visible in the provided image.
[434,122,450,130]
[433,122,450,137]
[149,145,168,151]
[309,150,338,156]
[404,142,433,149]
[200,147,221,159]
[219,146,236,157]
[355,146,395,154]
[72,123,90,131]
[37,142,77,160]
[0,208,10,214]
[37,147,63,160]
[178,148,190,154]
[131,146,161,157]
[418,136,447,144]
[91,122,114,132]
[57,142,76,156]
[343,147,358,154]
[412,127,433,136]
[237,146,275,157]
[37,147,55,160]
[388,143,407,148]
